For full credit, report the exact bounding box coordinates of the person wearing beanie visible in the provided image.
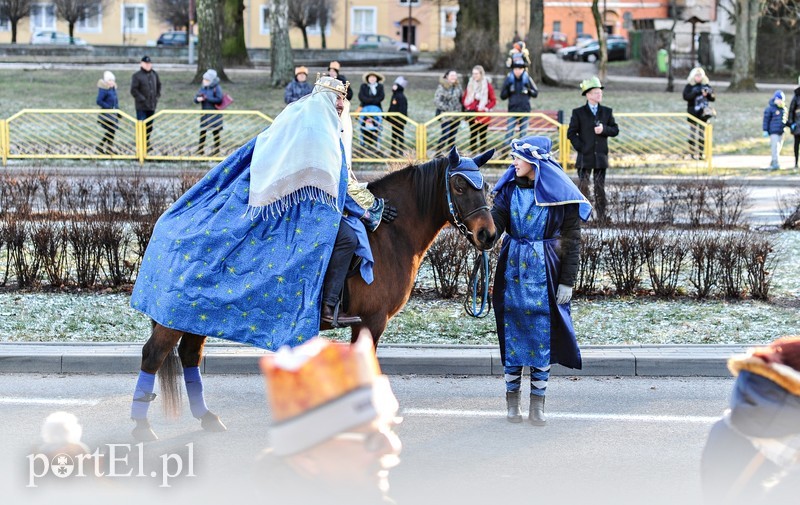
[787,76,800,168]
[327,61,353,101]
[284,66,312,105]
[683,67,716,159]
[131,55,161,150]
[701,336,800,504]
[95,70,119,155]
[567,76,619,223]
[490,136,590,426]
[193,68,224,156]
[762,90,788,170]
[501,61,538,142]
[387,76,408,157]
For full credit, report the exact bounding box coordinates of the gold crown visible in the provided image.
[314,73,350,97]
[260,336,381,422]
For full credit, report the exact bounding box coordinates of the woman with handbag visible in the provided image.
[683,67,716,159]
[788,76,800,169]
[462,65,496,153]
[194,69,224,156]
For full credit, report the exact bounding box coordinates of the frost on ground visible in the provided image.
[1,233,799,346]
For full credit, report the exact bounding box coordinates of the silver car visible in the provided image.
[31,31,88,45]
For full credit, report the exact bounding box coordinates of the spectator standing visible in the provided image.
[387,76,408,157]
[490,136,591,426]
[700,336,800,505]
[194,69,224,156]
[328,61,353,101]
[763,90,788,170]
[501,61,538,142]
[95,70,119,155]
[433,69,463,154]
[787,77,800,169]
[358,71,385,110]
[567,76,619,223]
[682,67,716,159]
[130,55,161,151]
[284,66,312,105]
[462,65,496,153]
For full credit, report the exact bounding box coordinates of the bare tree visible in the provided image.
[287,0,318,49]
[728,0,763,91]
[314,0,334,48]
[221,0,251,66]
[591,0,607,80]
[270,0,294,87]
[52,0,106,40]
[454,0,499,71]
[149,0,192,30]
[195,0,228,83]
[0,0,32,43]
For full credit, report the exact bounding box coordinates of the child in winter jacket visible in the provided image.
[387,76,408,157]
[763,90,788,170]
[501,62,538,141]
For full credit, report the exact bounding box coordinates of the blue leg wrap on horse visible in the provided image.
[183,366,209,418]
[130,370,156,420]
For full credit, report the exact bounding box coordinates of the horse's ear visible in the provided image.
[447,146,460,168]
[472,148,495,168]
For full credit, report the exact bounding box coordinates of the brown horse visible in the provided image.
[131,148,497,442]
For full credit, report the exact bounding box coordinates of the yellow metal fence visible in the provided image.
[0,109,712,170]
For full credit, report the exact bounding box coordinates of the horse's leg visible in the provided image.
[131,322,182,442]
[178,334,227,433]
[350,315,388,348]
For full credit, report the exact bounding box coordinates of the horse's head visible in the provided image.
[445,147,497,251]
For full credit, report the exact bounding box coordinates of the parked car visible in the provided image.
[557,38,596,60]
[577,38,629,62]
[351,34,418,53]
[30,31,88,46]
[543,32,569,53]
[156,31,197,46]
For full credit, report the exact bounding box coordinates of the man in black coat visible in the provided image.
[567,76,619,223]
[130,55,161,150]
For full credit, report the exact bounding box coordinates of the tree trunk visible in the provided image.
[221,0,251,67]
[321,29,327,48]
[270,0,294,87]
[729,0,758,91]
[68,21,75,40]
[591,0,607,80]
[301,26,309,48]
[454,0,499,71]
[527,0,544,84]
[666,20,676,92]
[11,22,18,44]
[195,0,228,83]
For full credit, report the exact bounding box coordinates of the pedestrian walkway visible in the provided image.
[0,342,749,377]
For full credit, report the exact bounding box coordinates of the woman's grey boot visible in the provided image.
[529,395,546,426]
[506,391,522,423]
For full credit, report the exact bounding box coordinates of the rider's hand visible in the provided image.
[556,284,573,305]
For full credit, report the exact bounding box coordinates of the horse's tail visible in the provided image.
[158,346,183,419]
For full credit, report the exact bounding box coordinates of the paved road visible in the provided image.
[0,373,731,505]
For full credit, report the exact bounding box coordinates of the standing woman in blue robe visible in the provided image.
[490,136,592,425]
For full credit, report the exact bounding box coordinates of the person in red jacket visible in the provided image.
[462,65,496,153]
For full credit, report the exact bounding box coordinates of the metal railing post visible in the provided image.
[705,122,713,171]
[1,119,7,166]
[418,121,427,160]
[136,119,144,164]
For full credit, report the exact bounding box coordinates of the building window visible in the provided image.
[31,4,56,31]
[260,5,270,34]
[441,6,458,38]
[122,5,146,34]
[351,7,376,35]
[76,3,102,33]
[553,21,561,33]
[0,14,10,31]
[623,12,633,30]
[576,21,584,34]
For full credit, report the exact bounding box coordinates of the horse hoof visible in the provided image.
[200,411,227,432]
[132,419,159,442]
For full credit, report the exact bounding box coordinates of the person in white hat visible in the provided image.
[193,68,225,156]
[95,70,119,154]
[284,66,312,105]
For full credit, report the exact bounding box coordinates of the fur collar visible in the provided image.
[728,355,800,397]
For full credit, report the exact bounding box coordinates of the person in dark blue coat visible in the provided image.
[95,71,119,155]
[701,336,800,505]
[387,76,408,157]
[500,61,538,142]
[490,136,591,426]
[194,69,224,156]
[762,90,788,170]
[284,66,312,105]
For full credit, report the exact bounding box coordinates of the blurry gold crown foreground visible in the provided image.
[314,72,349,96]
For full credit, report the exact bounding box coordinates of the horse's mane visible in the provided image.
[368,157,448,216]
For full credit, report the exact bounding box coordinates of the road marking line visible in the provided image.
[404,408,718,424]
[0,398,100,406]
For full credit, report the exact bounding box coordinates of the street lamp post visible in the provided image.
[188,0,195,65]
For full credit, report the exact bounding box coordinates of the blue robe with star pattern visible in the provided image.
[491,181,582,369]
[130,137,352,350]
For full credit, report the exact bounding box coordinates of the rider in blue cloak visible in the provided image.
[490,136,591,426]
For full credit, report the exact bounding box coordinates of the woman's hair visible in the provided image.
[444,69,457,78]
[752,336,800,371]
[687,67,709,85]
[472,65,485,78]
